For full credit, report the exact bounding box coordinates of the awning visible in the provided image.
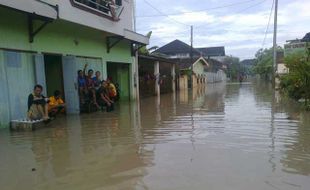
[0,0,58,19]
[124,29,149,45]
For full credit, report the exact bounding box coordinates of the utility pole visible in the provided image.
[190,25,193,88]
[272,0,278,86]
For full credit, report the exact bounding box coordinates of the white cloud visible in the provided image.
[137,0,310,59]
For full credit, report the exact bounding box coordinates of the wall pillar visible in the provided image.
[154,61,160,96]
[171,63,176,92]
[192,75,197,88]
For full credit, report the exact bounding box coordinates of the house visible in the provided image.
[301,32,310,42]
[154,39,227,86]
[0,0,149,128]
[196,46,226,62]
[153,39,201,59]
[276,52,288,75]
[154,39,227,62]
[173,57,209,89]
[138,55,177,98]
[284,32,310,56]
[240,59,255,68]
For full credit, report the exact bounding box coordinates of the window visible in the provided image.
[5,51,21,68]
[71,0,122,20]
[115,0,122,6]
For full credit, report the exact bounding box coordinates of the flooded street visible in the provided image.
[1,81,310,190]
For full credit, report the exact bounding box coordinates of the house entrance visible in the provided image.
[107,62,130,101]
[44,54,64,98]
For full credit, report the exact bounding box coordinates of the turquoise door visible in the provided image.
[34,54,47,95]
[119,64,130,101]
[62,56,80,114]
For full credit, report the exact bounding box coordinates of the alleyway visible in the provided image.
[0,81,310,190]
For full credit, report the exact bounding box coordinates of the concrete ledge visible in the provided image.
[10,119,45,131]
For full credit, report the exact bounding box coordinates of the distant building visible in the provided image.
[240,59,256,67]
[154,39,201,58]
[154,39,227,62]
[196,46,226,62]
[276,51,288,75]
[284,32,310,55]
[154,39,227,85]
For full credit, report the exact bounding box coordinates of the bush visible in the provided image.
[279,51,310,108]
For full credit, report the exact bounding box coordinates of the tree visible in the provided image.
[279,50,310,109]
[253,47,283,80]
[224,56,244,80]
[139,31,158,55]
[253,48,273,80]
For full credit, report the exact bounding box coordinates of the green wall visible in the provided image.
[0,7,132,62]
[0,7,136,128]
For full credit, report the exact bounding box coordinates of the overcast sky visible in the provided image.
[135,0,310,60]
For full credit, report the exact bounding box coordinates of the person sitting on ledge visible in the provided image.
[27,84,49,121]
[48,90,66,118]
[92,71,102,90]
[106,77,117,101]
[84,64,100,109]
[97,80,114,112]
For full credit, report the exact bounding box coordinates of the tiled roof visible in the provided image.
[169,57,201,70]
[302,32,310,42]
[240,59,256,66]
[196,47,225,57]
[154,39,201,55]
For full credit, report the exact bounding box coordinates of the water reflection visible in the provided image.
[0,81,310,190]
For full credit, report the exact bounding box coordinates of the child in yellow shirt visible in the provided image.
[48,90,66,117]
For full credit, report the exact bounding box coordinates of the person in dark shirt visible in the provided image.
[77,69,88,104]
[27,84,49,120]
[97,80,114,112]
[92,71,102,90]
[84,64,99,108]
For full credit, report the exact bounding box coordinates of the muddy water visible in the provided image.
[0,82,310,190]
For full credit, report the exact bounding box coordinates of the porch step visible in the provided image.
[10,119,47,131]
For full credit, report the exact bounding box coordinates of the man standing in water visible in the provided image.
[27,84,49,121]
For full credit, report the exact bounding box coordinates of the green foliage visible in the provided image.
[253,48,274,79]
[279,51,310,108]
[139,31,152,55]
[224,56,244,80]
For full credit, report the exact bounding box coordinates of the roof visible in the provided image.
[240,59,256,66]
[0,0,149,45]
[301,32,310,42]
[0,0,57,19]
[196,47,225,57]
[138,54,177,65]
[206,58,226,72]
[154,39,200,55]
[170,57,208,70]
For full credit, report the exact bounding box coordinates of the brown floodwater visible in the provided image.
[0,81,310,190]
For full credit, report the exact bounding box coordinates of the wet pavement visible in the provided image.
[0,81,310,190]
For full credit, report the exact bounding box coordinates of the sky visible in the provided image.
[135,0,310,60]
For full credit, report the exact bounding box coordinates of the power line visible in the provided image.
[194,0,267,30]
[138,0,268,32]
[137,0,261,18]
[262,0,275,47]
[143,0,189,26]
